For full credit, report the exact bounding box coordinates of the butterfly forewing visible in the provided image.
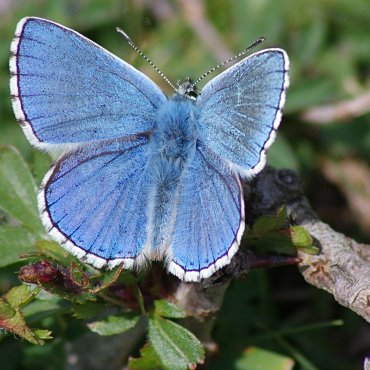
[10,17,166,149]
[197,49,289,178]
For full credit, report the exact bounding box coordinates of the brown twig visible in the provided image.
[255,167,370,324]
[288,196,370,323]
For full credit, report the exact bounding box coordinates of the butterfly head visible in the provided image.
[175,78,198,101]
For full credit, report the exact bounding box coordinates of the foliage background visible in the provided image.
[1,0,370,369]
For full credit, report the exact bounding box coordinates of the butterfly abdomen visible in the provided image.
[145,96,197,258]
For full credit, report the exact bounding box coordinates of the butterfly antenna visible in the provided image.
[190,37,265,89]
[116,27,177,92]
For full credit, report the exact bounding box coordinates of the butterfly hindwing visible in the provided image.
[196,49,289,177]
[168,145,245,282]
[39,137,150,268]
[9,17,166,149]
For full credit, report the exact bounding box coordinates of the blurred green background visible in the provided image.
[1,0,370,369]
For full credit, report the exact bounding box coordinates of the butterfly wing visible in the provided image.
[39,137,150,268]
[9,17,166,150]
[168,145,244,282]
[196,49,289,177]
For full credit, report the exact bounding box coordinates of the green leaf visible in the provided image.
[35,239,72,265]
[0,285,50,345]
[88,313,140,336]
[252,233,296,255]
[90,263,124,293]
[72,301,107,320]
[290,226,313,248]
[148,316,205,370]
[0,225,37,267]
[0,300,16,320]
[30,150,52,186]
[128,343,163,370]
[290,226,314,248]
[117,270,141,286]
[0,308,49,345]
[32,329,53,341]
[154,300,188,319]
[0,146,43,233]
[69,261,89,289]
[135,286,146,314]
[235,346,294,370]
[23,295,70,323]
[253,206,287,237]
[5,284,40,307]
[296,245,320,255]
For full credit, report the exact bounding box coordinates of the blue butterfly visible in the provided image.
[10,17,289,282]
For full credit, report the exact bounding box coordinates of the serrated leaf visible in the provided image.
[0,225,37,267]
[0,300,16,319]
[149,316,205,370]
[5,285,40,307]
[0,300,50,345]
[33,329,53,340]
[128,343,162,370]
[0,146,43,232]
[69,261,89,289]
[235,346,294,370]
[88,313,140,336]
[90,264,124,293]
[290,226,313,248]
[0,309,41,345]
[253,207,287,237]
[154,300,188,319]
